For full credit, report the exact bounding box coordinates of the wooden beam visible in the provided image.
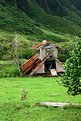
[39,102,69,107]
[29,54,51,76]
[39,102,81,108]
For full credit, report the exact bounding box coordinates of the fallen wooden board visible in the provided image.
[50,69,57,76]
[40,102,69,107]
[39,102,81,108]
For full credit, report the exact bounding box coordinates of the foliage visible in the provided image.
[0,65,19,77]
[0,30,76,62]
[1,0,81,78]
[60,40,81,95]
[1,0,81,63]
[1,0,81,36]
[0,32,35,60]
[0,60,27,77]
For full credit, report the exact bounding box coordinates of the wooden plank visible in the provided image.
[21,54,38,67]
[29,54,51,76]
[21,54,39,73]
[23,59,41,74]
[50,69,57,76]
[39,102,69,107]
[22,59,37,71]
[39,102,81,108]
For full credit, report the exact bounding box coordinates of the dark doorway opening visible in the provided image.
[45,60,56,72]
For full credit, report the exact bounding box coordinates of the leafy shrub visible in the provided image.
[0,65,19,77]
[58,53,68,62]
[60,40,81,95]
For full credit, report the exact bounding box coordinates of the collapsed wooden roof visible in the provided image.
[31,40,48,50]
[21,53,51,75]
[31,40,62,50]
[21,54,64,76]
[21,54,40,74]
[21,40,64,76]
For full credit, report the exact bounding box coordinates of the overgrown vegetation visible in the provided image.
[0,32,35,60]
[0,31,79,77]
[1,0,81,36]
[0,0,81,71]
[0,1,81,120]
[60,40,81,95]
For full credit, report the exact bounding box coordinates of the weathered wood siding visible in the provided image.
[38,48,46,60]
[52,45,58,58]
[56,61,64,73]
[38,43,58,60]
[35,64,45,74]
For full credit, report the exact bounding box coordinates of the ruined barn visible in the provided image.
[21,40,64,76]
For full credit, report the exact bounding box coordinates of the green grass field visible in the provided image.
[0,77,81,121]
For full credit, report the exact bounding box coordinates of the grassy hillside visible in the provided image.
[70,0,81,11]
[0,3,42,34]
[0,0,81,36]
[0,0,81,61]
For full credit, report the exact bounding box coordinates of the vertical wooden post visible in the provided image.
[40,47,43,60]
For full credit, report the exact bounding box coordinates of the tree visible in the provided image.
[11,33,22,77]
[60,40,81,95]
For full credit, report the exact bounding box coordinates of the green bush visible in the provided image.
[60,40,81,95]
[0,65,19,77]
[58,53,69,62]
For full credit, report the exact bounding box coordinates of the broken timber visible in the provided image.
[29,54,51,76]
[21,40,65,76]
[39,102,81,108]
[39,102,69,108]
